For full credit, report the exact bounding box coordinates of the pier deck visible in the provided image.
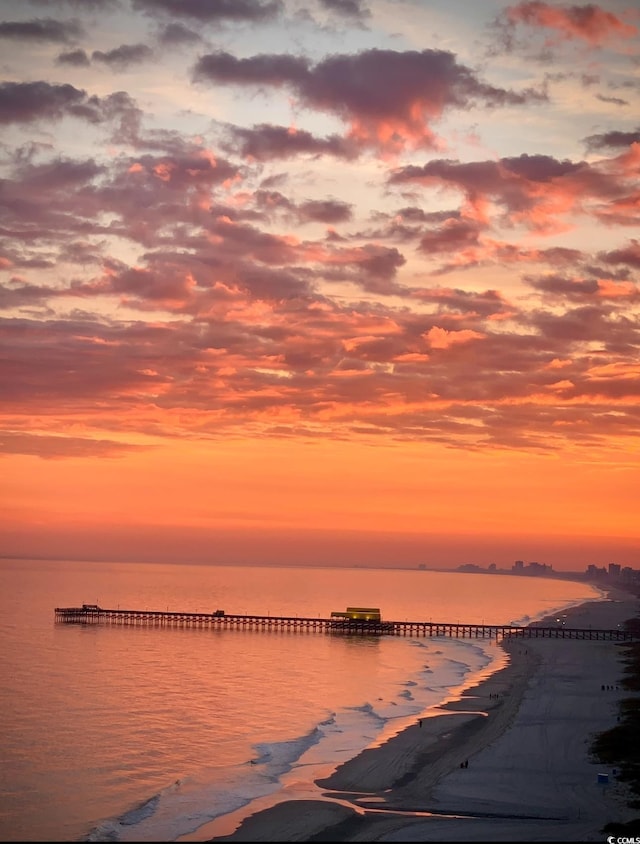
[53,606,635,640]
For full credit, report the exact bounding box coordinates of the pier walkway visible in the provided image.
[54,605,635,640]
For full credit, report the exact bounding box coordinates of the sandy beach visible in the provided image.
[206,588,639,843]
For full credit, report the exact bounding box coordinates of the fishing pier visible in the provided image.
[53,604,635,640]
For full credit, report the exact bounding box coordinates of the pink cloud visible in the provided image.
[193,48,545,154]
[505,2,638,47]
[390,151,638,234]
[425,326,486,349]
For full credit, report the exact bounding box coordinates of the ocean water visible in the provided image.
[0,558,601,842]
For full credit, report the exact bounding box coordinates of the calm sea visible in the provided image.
[0,558,600,842]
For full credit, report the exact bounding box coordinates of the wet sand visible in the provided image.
[205,588,639,842]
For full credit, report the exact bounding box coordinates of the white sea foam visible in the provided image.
[84,639,493,842]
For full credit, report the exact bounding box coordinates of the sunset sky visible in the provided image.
[1,0,639,571]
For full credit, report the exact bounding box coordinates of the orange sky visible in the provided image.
[1,1,639,571]
[2,436,638,569]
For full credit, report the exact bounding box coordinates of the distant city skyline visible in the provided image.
[2,527,637,572]
[1,1,638,570]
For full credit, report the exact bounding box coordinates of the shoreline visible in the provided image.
[202,589,638,842]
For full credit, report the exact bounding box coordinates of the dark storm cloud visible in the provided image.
[225,123,358,161]
[0,17,83,42]
[131,0,282,23]
[193,48,546,151]
[92,43,154,70]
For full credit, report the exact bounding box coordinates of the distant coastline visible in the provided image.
[6,554,637,595]
[445,558,640,593]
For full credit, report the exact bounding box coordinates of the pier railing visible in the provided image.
[53,606,636,641]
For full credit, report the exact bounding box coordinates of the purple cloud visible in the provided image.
[92,43,154,70]
[132,0,282,23]
[0,17,83,43]
[193,48,546,152]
